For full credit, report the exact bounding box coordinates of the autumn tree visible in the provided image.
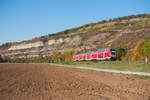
[128,40,150,61]
[62,50,75,63]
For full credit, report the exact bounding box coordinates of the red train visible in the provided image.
[73,48,117,62]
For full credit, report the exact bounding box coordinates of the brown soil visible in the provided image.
[0,63,150,100]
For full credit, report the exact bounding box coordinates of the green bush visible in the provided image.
[141,40,150,58]
[116,46,127,61]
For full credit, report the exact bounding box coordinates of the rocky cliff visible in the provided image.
[0,14,150,58]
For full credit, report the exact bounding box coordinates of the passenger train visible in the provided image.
[73,48,116,62]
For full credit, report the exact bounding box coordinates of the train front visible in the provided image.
[110,48,117,60]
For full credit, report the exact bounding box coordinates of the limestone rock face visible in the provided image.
[48,39,55,45]
[8,41,44,51]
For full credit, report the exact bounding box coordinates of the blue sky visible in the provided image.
[0,0,150,45]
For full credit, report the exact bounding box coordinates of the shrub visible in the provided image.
[116,46,127,61]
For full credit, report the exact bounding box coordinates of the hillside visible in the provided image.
[0,14,150,62]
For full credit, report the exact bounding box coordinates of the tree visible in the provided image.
[128,40,150,61]
[116,46,127,61]
[62,50,75,63]
[141,40,150,58]
[52,52,61,63]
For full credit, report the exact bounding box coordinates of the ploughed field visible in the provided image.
[0,64,150,100]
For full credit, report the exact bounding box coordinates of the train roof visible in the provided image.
[74,48,115,56]
[97,49,105,53]
[97,48,115,53]
[85,51,94,55]
[75,51,94,56]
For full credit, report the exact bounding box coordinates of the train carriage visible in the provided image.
[86,51,93,61]
[73,48,116,62]
[97,49,105,60]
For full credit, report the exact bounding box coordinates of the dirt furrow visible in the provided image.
[0,63,150,100]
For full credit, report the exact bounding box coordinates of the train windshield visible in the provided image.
[110,49,116,56]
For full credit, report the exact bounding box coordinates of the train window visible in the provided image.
[110,49,116,56]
